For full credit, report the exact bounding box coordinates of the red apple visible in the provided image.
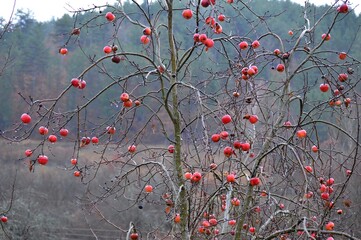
[223,146,233,157]
[220,131,229,140]
[325,221,334,230]
[123,99,133,108]
[168,145,175,153]
[59,47,68,55]
[338,3,348,13]
[339,52,347,60]
[296,129,307,139]
[106,126,116,134]
[321,192,330,200]
[184,172,192,180]
[326,178,334,186]
[103,45,112,54]
[91,136,99,144]
[338,73,348,82]
[249,227,256,234]
[226,173,236,183]
[228,219,236,226]
[249,115,258,124]
[0,216,8,223]
[25,149,32,157]
[221,114,232,124]
[193,33,200,42]
[130,233,139,240]
[74,171,81,177]
[182,9,193,19]
[48,135,57,143]
[288,30,293,36]
[59,128,69,137]
[252,40,260,49]
[143,27,151,36]
[140,35,150,44]
[204,38,214,48]
[191,172,202,183]
[311,145,318,153]
[211,134,221,142]
[39,126,49,135]
[231,197,240,206]
[239,41,248,50]
[322,33,331,41]
[218,14,225,22]
[199,34,207,43]
[274,48,281,55]
[276,63,285,72]
[21,113,31,124]
[201,0,210,8]
[144,185,153,193]
[71,158,77,165]
[37,155,49,165]
[128,145,136,153]
[319,83,329,92]
[71,78,80,87]
[241,142,250,151]
[105,12,115,22]
[249,177,261,186]
[305,165,313,173]
[233,141,242,149]
[78,80,86,89]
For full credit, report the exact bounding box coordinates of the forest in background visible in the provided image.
[1,0,361,239]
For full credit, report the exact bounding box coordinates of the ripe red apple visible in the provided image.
[25,149,32,157]
[326,178,334,186]
[193,33,200,43]
[128,145,136,153]
[48,135,57,143]
[0,216,8,223]
[78,80,86,89]
[204,38,214,48]
[251,40,260,49]
[21,113,31,124]
[296,129,307,139]
[249,227,256,234]
[231,197,240,206]
[59,128,69,137]
[228,219,236,226]
[130,233,139,240]
[220,131,229,139]
[338,73,348,82]
[143,27,151,36]
[71,158,77,165]
[209,218,217,226]
[241,142,250,151]
[249,115,258,124]
[274,48,281,55]
[191,172,202,183]
[205,17,215,26]
[325,221,334,230]
[106,126,116,134]
[322,33,331,41]
[288,30,293,36]
[211,134,221,142]
[145,185,153,193]
[168,145,175,153]
[174,213,181,223]
[120,93,130,102]
[337,209,343,214]
[74,171,81,177]
[140,35,150,44]
[105,12,115,22]
[182,9,193,19]
[311,145,318,153]
[339,52,347,60]
[223,146,233,157]
[123,99,133,108]
[71,78,80,87]
[202,220,211,228]
[346,169,352,176]
[276,63,285,72]
[305,165,313,173]
[199,34,207,43]
[218,14,225,22]
[226,173,236,183]
[221,114,232,124]
[91,136,99,144]
[338,3,348,13]
[201,0,210,8]
[279,203,285,209]
[321,192,330,200]
[319,83,329,92]
[37,155,49,165]
[103,45,112,54]
[38,126,49,135]
[184,172,192,180]
[247,68,256,76]
[59,47,68,55]
[111,55,121,64]
[239,41,248,50]
[233,141,242,149]
[249,177,261,186]
[284,121,292,128]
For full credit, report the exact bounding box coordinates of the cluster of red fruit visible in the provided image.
[120,92,141,108]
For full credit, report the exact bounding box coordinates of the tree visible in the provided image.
[2,0,361,239]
